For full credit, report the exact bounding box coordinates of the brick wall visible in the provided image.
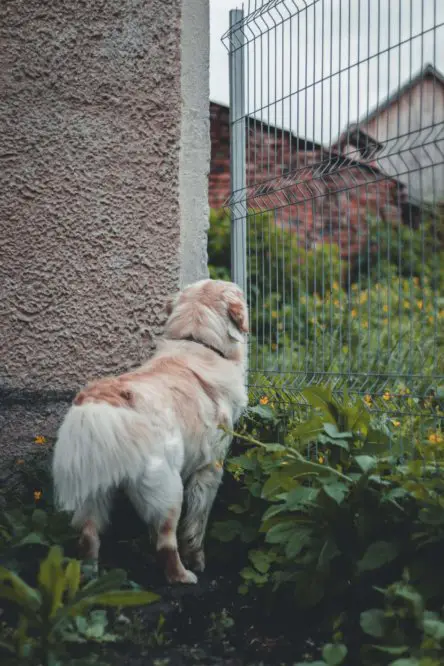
[209,102,404,259]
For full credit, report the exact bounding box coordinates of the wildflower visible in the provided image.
[34,490,42,501]
[382,304,388,313]
[428,433,443,444]
[351,309,357,318]
[383,391,391,401]
[382,318,388,325]
[271,310,278,319]
[318,455,325,464]
[417,300,423,310]
[364,394,372,406]
[259,396,269,406]
[34,436,46,445]
[16,459,25,465]
[429,316,434,324]
[362,321,368,328]
[271,343,277,351]
[391,420,401,427]
[332,281,339,291]
[413,276,419,285]
[359,292,368,304]
[403,300,411,309]
[333,299,340,306]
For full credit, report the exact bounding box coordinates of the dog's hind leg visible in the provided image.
[125,465,198,584]
[179,463,223,572]
[71,492,112,566]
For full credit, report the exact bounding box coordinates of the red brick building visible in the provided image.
[209,101,405,258]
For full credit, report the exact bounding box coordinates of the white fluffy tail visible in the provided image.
[53,403,146,513]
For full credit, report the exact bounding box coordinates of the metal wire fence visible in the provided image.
[223,0,443,439]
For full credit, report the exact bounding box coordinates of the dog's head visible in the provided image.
[163,279,248,361]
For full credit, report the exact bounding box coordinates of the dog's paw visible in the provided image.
[167,568,198,585]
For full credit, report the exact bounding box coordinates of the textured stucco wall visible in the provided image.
[179,0,210,288]
[0,0,210,463]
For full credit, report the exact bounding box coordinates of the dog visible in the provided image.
[52,279,248,584]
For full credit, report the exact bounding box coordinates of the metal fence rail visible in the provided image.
[223,0,443,432]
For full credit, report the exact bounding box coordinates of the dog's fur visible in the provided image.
[52,279,248,584]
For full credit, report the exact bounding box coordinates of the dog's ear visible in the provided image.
[164,292,180,317]
[226,293,249,341]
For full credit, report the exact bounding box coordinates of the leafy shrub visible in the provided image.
[0,545,158,665]
[211,386,444,662]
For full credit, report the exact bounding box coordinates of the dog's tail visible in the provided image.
[53,402,145,513]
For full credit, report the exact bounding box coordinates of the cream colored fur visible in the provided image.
[52,279,248,584]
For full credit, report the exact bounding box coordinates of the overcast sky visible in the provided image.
[210,0,444,144]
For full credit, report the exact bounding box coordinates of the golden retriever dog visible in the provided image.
[52,279,248,584]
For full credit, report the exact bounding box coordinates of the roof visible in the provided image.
[334,63,444,144]
[210,99,322,152]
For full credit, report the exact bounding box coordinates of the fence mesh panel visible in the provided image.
[223,0,443,440]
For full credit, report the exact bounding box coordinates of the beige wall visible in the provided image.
[0,0,209,463]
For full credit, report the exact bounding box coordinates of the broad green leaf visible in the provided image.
[261,503,288,521]
[248,404,276,421]
[322,483,349,505]
[389,659,420,666]
[423,617,444,640]
[16,531,49,547]
[360,608,386,637]
[248,550,273,574]
[322,642,348,665]
[0,567,41,616]
[302,387,335,423]
[64,560,81,601]
[354,455,377,473]
[357,541,399,573]
[324,423,353,440]
[372,645,409,656]
[265,521,296,544]
[69,589,160,613]
[285,486,319,509]
[285,527,312,558]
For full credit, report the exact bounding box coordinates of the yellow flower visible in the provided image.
[429,316,434,324]
[403,300,411,309]
[382,318,388,325]
[417,300,423,310]
[271,310,278,319]
[362,321,368,328]
[271,343,277,351]
[16,459,25,465]
[34,436,46,445]
[318,455,325,464]
[428,433,443,444]
[413,276,419,285]
[332,281,339,291]
[333,299,340,306]
[383,304,388,313]
[34,491,42,501]
[383,391,391,401]
[351,309,357,318]
[391,420,401,427]
[364,394,372,406]
[359,292,368,304]
[259,396,269,406]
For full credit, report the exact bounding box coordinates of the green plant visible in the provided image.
[0,545,159,665]
[359,575,444,666]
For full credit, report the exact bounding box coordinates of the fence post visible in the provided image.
[229,9,247,296]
